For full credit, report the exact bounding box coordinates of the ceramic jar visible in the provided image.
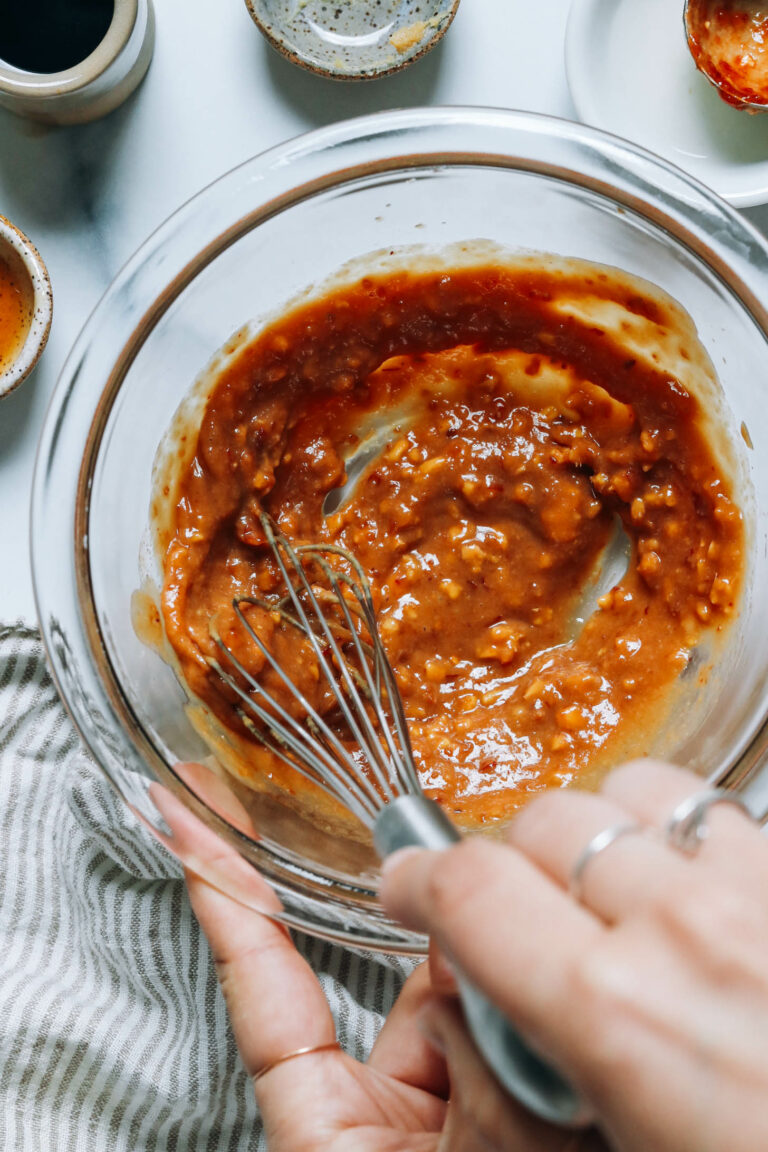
[0,0,155,125]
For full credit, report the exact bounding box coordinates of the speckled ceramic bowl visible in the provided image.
[0,215,52,400]
[244,0,460,79]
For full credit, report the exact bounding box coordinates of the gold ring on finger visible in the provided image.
[252,1041,341,1084]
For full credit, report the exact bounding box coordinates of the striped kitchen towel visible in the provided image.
[0,623,414,1151]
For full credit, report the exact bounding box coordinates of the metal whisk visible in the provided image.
[209,513,588,1128]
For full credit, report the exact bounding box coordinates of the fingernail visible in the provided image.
[379,845,424,881]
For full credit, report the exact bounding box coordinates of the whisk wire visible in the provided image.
[300,544,422,796]
[264,523,402,804]
[294,538,421,796]
[377,652,422,794]
[295,541,383,698]
[210,513,425,823]
[275,519,422,799]
[331,560,420,796]
[211,626,380,825]
[301,549,404,803]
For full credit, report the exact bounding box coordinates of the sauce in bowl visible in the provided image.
[686,0,768,109]
[0,252,33,375]
[153,252,745,835]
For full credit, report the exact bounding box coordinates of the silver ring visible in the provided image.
[569,821,644,902]
[665,789,753,855]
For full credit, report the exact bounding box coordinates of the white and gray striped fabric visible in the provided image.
[0,623,413,1150]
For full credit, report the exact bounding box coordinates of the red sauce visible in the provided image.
[686,0,768,108]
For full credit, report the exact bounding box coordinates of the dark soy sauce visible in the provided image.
[0,0,115,74]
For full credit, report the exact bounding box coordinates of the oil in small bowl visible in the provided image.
[0,249,34,376]
[0,217,52,398]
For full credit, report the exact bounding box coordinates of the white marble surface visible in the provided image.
[1,0,768,626]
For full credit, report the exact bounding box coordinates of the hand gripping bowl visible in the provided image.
[31,107,768,955]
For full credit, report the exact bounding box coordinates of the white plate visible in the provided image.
[566,0,768,207]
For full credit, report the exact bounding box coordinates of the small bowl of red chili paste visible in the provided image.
[685,0,768,110]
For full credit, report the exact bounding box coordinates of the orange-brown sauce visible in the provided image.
[160,261,743,829]
[0,254,32,373]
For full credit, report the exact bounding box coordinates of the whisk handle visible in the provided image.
[374,794,592,1129]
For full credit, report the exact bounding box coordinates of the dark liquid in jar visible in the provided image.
[0,0,114,74]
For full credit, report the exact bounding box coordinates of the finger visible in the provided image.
[173,760,257,839]
[153,785,339,1084]
[506,787,695,924]
[185,869,337,1078]
[380,839,602,1067]
[423,998,579,1152]
[163,781,445,1149]
[186,870,363,1149]
[368,962,450,1097]
[429,939,459,997]
[149,780,279,919]
[601,760,765,878]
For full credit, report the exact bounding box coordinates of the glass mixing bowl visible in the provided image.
[31,107,768,954]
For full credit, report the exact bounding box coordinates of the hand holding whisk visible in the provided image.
[208,512,590,1128]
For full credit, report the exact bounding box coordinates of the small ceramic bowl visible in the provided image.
[0,216,52,400]
[244,0,460,79]
[0,0,154,125]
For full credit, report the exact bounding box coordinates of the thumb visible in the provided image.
[423,998,595,1152]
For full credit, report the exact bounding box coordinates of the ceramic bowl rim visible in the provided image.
[243,0,461,80]
[0,215,52,400]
